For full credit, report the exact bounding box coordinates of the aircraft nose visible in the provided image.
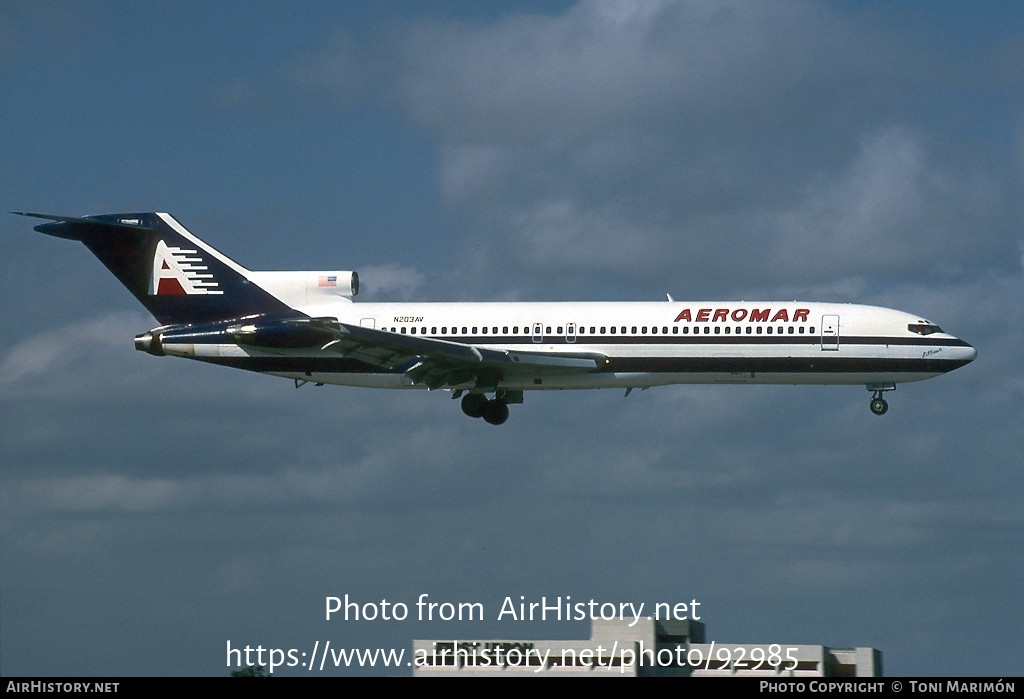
[959,339,977,364]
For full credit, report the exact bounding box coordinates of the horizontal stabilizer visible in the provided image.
[13,211,155,228]
[13,212,155,238]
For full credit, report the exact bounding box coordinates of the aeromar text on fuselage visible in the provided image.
[673,307,810,323]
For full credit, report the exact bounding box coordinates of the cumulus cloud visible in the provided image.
[751,127,997,281]
[278,0,987,296]
[392,1,888,141]
[257,1,1017,300]
[0,312,148,388]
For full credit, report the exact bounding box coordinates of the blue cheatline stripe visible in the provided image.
[193,354,972,376]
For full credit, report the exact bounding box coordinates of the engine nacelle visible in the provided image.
[247,271,358,308]
[224,319,337,348]
[134,316,339,356]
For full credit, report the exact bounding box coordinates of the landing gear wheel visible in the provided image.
[461,393,488,418]
[870,397,888,416]
[482,399,510,425]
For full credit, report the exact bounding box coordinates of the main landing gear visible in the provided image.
[867,383,896,416]
[460,392,510,425]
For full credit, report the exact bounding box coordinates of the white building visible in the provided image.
[413,618,882,677]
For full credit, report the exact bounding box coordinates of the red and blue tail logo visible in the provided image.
[18,211,297,325]
[149,239,223,296]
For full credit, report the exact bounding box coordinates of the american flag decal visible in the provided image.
[318,275,338,287]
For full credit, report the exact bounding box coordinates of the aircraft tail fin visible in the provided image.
[14,211,299,325]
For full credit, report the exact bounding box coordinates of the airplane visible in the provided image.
[13,211,977,425]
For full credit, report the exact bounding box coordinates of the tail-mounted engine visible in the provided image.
[247,270,359,307]
[134,316,340,357]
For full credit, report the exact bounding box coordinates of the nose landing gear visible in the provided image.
[867,383,895,416]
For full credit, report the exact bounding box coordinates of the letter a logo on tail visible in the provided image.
[149,239,223,296]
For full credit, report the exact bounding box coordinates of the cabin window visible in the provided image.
[503,326,509,334]
[756,327,763,334]
[715,326,721,334]
[631,326,638,334]
[546,326,552,334]
[401,327,407,334]
[724,327,730,334]
[411,327,417,334]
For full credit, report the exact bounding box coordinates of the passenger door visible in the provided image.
[821,315,839,351]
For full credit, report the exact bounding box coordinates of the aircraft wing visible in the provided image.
[290,318,608,389]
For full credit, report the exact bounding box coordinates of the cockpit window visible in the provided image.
[908,323,943,336]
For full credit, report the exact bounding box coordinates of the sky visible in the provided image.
[1,0,1021,678]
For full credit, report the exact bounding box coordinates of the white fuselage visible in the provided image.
[165,299,976,392]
